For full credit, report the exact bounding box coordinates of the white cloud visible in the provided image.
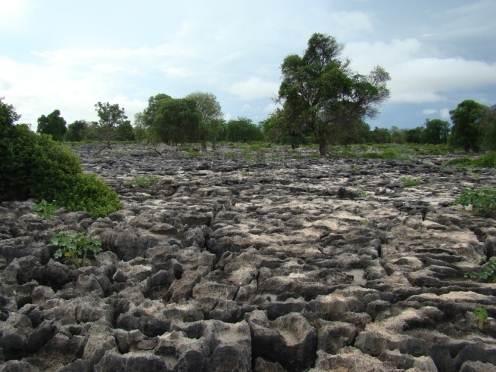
[228,77,279,100]
[346,39,496,104]
[0,0,29,30]
[422,109,437,115]
[440,108,451,120]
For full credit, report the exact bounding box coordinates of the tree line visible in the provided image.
[8,33,496,154]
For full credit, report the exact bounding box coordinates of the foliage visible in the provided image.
[456,188,496,217]
[33,200,57,219]
[225,118,264,142]
[447,152,496,168]
[148,97,201,144]
[278,33,390,156]
[0,110,120,217]
[465,257,496,282]
[95,102,129,145]
[56,173,122,218]
[473,306,489,329]
[186,92,223,149]
[127,175,160,188]
[66,120,89,141]
[423,119,450,144]
[450,100,487,152]
[0,97,20,127]
[51,231,101,266]
[400,176,421,188]
[116,120,135,141]
[37,110,67,141]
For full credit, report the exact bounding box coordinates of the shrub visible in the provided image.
[400,176,421,188]
[465,257,496,282]
[127,175,160,188]
[0,123,121,218]
[447,152,496,168]
[51,231,101,266]
[456,188,496,217]
[33,200,57,219]
[473,306,489,329]
[56,173,122,218]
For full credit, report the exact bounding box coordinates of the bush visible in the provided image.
[51,231,102,266]
[33,200,58,219]
[456,188,496,217]
[400,176,421,188]
[0,124,120,217]
[56,173,122,218]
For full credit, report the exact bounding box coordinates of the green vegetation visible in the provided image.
[277,33,390,156]
[400,176,421,188]
[51,231,102,267]
[0,99,121,218]
[447,152,496,168]
[473,306,489,329]
[37,110,67,141]
[33,200,57,219]
[95,101,132,146]
[456,188,496,217]
[466,257,496,282]
[127,175,160,188]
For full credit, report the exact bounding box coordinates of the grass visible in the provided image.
[447,152,496,169]
[473,306,489,329]
[127,175,160,188]
[329,144,452,160]
[400,176,422,188]
[456,187,496,217]
[33,200,57,219]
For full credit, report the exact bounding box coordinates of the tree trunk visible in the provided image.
[319,140,328,157]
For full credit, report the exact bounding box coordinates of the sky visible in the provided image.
[1,0,496,129]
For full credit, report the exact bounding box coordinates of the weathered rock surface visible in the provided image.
[1,143,496,371]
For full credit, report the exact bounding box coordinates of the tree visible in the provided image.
[450,100,487,152]
[150,97,200,145]
[422,119,450,144]
[0,98,20,127]
[480,105,496,150]
[95,102,128,147]
[370,127,391,143]
[66,120,89,141]
[186,92,223,150]
[278,33,390,156]
[142,94,172,127]
[37,110,67,141]
[404,127,424,143]
[116,120,135,141]
[225,118,264,142]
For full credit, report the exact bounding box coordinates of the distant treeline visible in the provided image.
[32,98,496,153]
[9,33,496,154]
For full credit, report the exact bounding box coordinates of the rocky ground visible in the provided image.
[1,144,496,372]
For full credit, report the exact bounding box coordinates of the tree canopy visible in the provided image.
[186,92,223,150]
[278,33,390,155]
[95,102,128,145]
[450,100,487,152]
[37,110,67,141]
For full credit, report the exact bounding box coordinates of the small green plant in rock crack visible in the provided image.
[33,200,57,219]
[465,257,496,282]
[51,231,101,267]
[456,188,496,217]
[400,176,422,188]
[473,306,489,329]
[127,175,160,188]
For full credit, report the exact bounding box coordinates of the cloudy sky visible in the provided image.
[1,0,496,129]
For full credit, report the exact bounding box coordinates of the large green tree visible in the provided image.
[37,110,67,141]
[186,92,223,150]
[278,33,390,156]
[225,118,264,142]
[0,98,20,127]
[150,97,200,145]
[422,119,450,144]
[95,102,128,146]
[66,120,89,141]
[450,100,487,152]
